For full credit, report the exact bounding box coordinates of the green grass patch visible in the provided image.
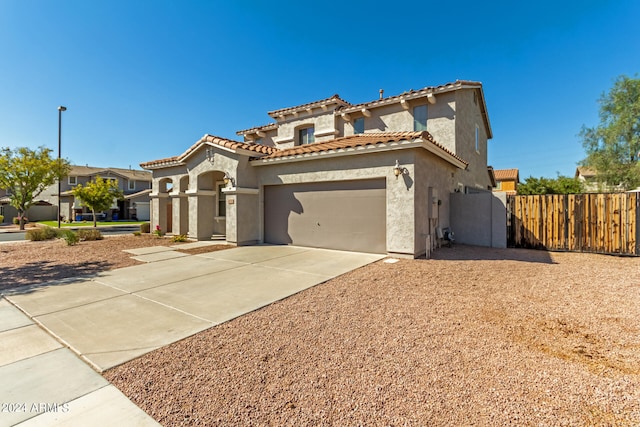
[38,220,146,227]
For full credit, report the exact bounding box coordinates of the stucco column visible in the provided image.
[186,190,216,240]
[150,193,169,232]
[170,192,188,236]
[221,187,260,245]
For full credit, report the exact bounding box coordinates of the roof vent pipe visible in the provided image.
[379,89,384,99]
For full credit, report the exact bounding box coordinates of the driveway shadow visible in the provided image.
[0,260,114,294]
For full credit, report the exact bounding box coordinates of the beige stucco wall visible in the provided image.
[253,148,456,257]
[413,151,460,255]
[454,89,491,191]
[271,107,341,148]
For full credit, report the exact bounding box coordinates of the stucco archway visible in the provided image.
[189,170,226,240]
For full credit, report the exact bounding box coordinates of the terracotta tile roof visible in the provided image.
[268,94,351,118]
[141,134,277,169]
[198,134,276,155]
[140,156,181,169]
[494,168,519,181]
[235,123,278,136]
[256,131,468,166]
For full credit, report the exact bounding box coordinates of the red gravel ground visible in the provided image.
[102,246,640,426]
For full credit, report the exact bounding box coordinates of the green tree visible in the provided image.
[0,146,70,230]
[518,175,584,195]
[580,75,640,191]
[72,176,124,227]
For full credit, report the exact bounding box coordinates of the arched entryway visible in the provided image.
[190,170,226,240]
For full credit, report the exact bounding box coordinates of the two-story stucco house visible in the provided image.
[57,166,152,221]
[0,165,152,222]
[142,80,494,258]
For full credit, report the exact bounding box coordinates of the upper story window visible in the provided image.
[298,126,315,145]
[353,117,365,134]
[475,125,480,152]
[254,137,263,145]
[128,180,136,191]
[68,176,77,185]
[413,105,427,131]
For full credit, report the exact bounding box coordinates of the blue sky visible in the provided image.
[1,0,638,180]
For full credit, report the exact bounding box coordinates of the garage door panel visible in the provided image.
[264,179,386,254]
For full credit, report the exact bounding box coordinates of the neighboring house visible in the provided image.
[142,80,494,258]
[493,168,519,195]
[59,166,152,221]
[574,166,629,193]
[0,165,152,222]
[575,166,598,192]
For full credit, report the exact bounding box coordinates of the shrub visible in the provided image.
[13,216,28,225]
[25,226,59,241]
[62,230,79,246]
[171,234,188,242]
[42,226,61,240]
[132,231,142,236]
[25,228,45,241]
[0,214,4,223]
[140,223,151,233]
[77,229,103,241]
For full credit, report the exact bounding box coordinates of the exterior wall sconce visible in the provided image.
[205,147,215,163]
[393,160,409,179]
[223,172,234,187]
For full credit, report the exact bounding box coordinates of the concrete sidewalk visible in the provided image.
[0,299,160,426]
[1,245,383,426]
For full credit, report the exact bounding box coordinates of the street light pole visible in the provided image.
[57,106,67,229]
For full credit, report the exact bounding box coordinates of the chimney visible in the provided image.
[379,89,384,99]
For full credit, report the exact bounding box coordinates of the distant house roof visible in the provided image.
[69,165,151,181]
[575,166,597,178]
[494,168,519,182]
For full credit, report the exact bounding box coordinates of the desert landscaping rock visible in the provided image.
[2,237,639,425]
[102,246,640,426]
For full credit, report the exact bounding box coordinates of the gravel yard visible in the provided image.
[99,245,640,426]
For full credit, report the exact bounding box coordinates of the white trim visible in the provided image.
[149,192,170,198]
[273,135,295,145]
[68,176,77,185]
[128,180,136,190]
[184,189,216,196]
[314,128,339,137]
[221,187,260,195]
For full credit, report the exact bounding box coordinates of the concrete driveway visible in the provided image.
[3,245,383,373]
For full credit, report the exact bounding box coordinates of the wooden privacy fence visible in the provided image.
[508,193,639,255]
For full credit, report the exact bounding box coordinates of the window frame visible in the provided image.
[216,181,226,218]
[475,124,480,153]
[353,117,365,134]
[298,126,315,145]
[413,104,427,131]
[128,180,136,191]
[68,176,77,185]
